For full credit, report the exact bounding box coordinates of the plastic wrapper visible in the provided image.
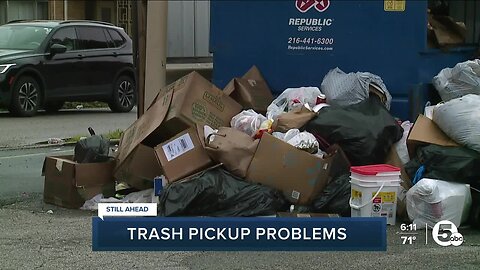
[230,109,267,137]
[432,94,480,153]
[432,59,480,102]
[158,167,288,217]
[305,97,403,166]
[253,119,273,139]
[406,178,472,228]
[266,87,322,120]
[394,121,413,165]
[272,129,319,154]
[321,67,392,109]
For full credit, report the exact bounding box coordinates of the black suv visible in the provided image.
[0,20,135,116]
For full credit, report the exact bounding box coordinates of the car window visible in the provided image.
[50,27,77,51]
[108,29,126,48]
[103,29,115,48]
[0,25,51,50]
[76,26,109,50]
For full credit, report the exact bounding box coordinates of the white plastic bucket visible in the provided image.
[350,175,400,225]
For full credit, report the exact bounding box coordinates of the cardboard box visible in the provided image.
[428,15,466,46]
[407,114,458,158]
[155,127,213,183]
[276,212,340,218]
[246,134,350,205]
[114,144,162,190]
[43,156,115,209]
[223,66,274,114]
[115,72,242,176]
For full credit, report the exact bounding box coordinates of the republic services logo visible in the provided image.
[295,0,330,13]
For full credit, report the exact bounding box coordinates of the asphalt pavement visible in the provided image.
[0,147,479,269]
[0,194,479,270]
[0,146,73,203]
[0,108,136,148]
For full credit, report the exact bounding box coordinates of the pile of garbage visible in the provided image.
[41,63,479,229]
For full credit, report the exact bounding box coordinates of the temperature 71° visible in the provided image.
[401,235,417,245]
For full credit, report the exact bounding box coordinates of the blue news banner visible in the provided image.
[92,217,386,251]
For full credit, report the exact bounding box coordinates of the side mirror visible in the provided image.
[49,43,67,55]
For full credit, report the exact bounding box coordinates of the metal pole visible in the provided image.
[63,0,68,20]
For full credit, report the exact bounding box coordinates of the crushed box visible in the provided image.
[223,66,273,114]
[43,156,115,209]
[115,72,242,184]
[155,127,213,183]
[407,114,458,158]
[114,143,162,190]
[246,134,350,205]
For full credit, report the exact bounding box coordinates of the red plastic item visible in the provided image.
[350,164,400,176]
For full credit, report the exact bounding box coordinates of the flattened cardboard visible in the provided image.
[224,66,274,114]
[407,114,458,158]
[43,156,115,209]
[114,144,162,190]
[115,72,241,175]
[155,128,213,183]
[246,134,350,205]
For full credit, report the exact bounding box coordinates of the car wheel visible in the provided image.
[9,76,42,117]
[44,101,65,113]
[109,75,136,113]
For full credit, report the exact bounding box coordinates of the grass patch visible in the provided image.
[63,101,109,109]
[64,129,124,144]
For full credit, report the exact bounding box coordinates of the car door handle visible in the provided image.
[77,54,83,59]
[112,52,118,57]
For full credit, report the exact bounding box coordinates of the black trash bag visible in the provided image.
[158,167,289,217]
[469,190,480,230]
[304,97,403,166]
[405,144,480,189]
[311,174,351,217]
[74,135,111,163]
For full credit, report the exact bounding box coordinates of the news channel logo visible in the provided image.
[432,220,464,247]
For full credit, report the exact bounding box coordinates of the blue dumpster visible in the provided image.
[210,0,477,120]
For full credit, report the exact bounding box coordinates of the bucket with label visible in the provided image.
[349,164,401,225]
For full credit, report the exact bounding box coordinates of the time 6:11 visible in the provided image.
[400,223,417,231]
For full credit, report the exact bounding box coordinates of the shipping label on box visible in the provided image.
[162,133,195,162]
[155,128,213,183]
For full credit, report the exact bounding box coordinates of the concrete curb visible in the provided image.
[0,139,120,151]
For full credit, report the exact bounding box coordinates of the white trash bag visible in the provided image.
[321,67,392,110]
[266,87,322,120]
[432,94,480,153]
[433,59,480,102]
[394,121,413,165]
[406,178,472,229]
[230,109,267,137]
